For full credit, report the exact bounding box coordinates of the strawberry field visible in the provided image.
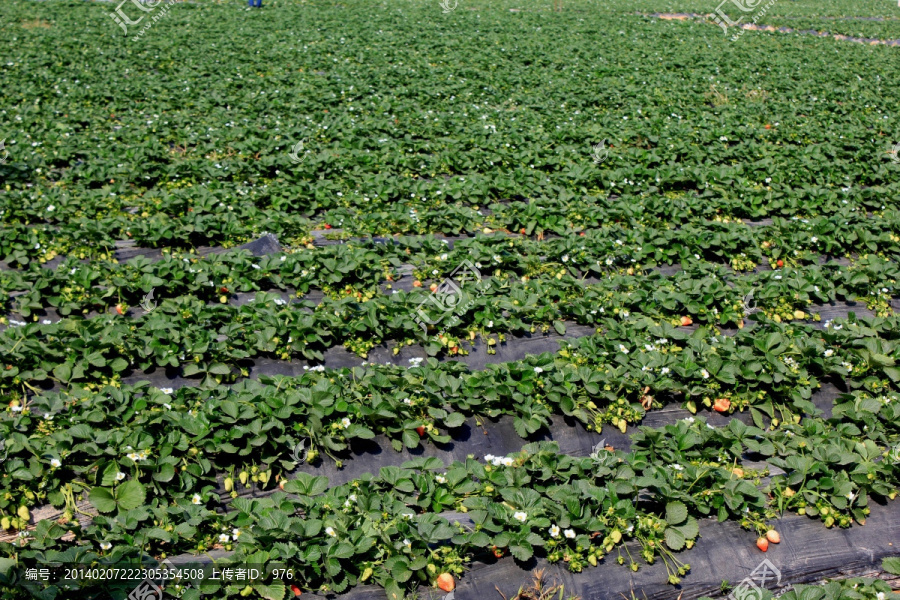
[1,0,900,598]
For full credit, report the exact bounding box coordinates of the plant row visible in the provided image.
[2,253,899,392]
[3,401,898,599]
[3,311,900,536]
[4,206,900,314]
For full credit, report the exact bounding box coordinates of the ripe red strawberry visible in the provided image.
[290,584,302,596]
[429,283,439,292]
[776,259,784,268]
[220,287,228,294]
[757,537,769,552]
[323,224,332,229]
[680,316,693,326]
[413,280,423,288]
[520,228,527,235]
[766,530,780,544]
[713,398,731,412]
[492,546,504,558]
[436,573,455,592]
[416,426,426,437]
[579,232,586,236]
[764,124,772,129]
[115,304,125,315]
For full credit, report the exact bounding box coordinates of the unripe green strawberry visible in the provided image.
[224,477,234,492]
[17,505,30,521]
[239,471,249,485]
[1,516,10,530]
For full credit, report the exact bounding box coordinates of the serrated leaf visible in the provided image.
[883,557,900,575]
[116,480,146,511]
[509,542,533,561]
[88,487,117,513]
[443,412,466,428]
[153,463,176,482]
[665,501,688,525]
[664,527,685,551]
[675,516,699,540]
[253,582,285,600]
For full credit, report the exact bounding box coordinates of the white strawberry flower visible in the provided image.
[549,525,560,538]
[513,511,527,522]
[50,458,61,468]
[325,527,336,537]
[564,529,576,539]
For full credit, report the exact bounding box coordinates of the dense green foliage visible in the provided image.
[1,0,900,598]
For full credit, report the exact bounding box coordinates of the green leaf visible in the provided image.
[116,480,147,511]
[402,429,420,449]
[883,366,900,382]
[384,579,403,600]
[153,464,176,482]
[664,527,686,551]
[665,501,688,525]
[209,362,232,375]
[88,487,117,513]
[444,412,466,428]
[53,362,72,382]
[883,557,900,575]
[675,516,699,540]
[553,320,566,335]
[0,557,16,576]
[182,362,203,377]
[509,542,534,561]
